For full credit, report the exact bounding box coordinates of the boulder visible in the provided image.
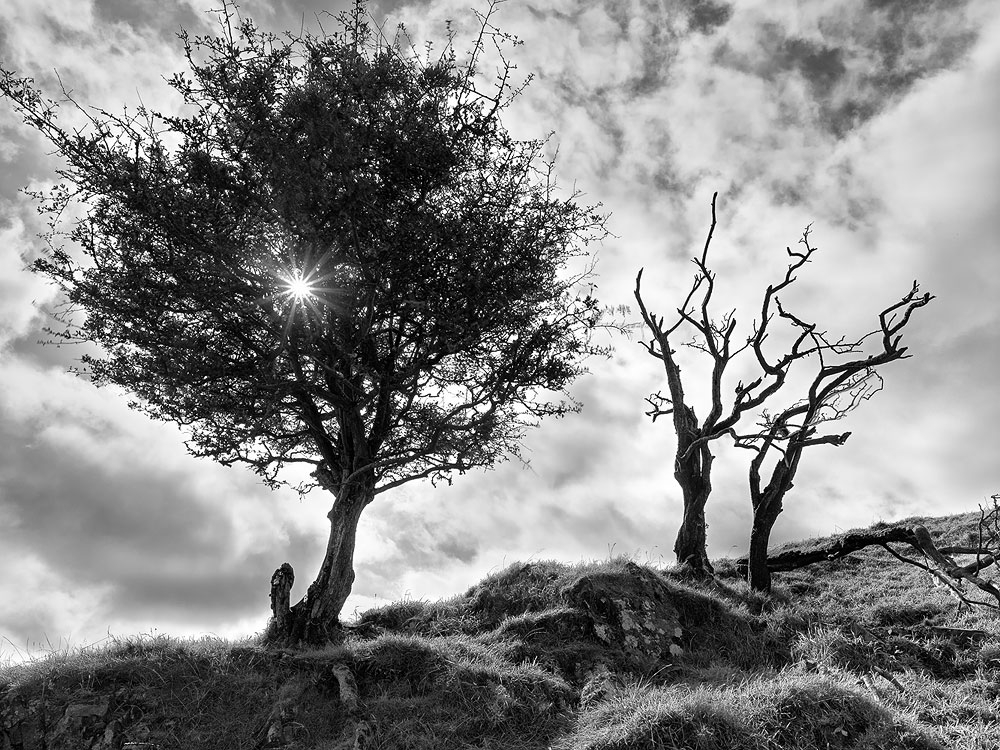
[561,561,684,667]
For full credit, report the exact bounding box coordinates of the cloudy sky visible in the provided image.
[1,0,997,659]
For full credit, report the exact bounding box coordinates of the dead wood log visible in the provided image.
[926,626,988,644]
[735,526,919,573]
[269,562,295,637]
[735,524,1000,611]
[870,666,905,693]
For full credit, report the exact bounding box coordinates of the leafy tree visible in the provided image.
[1,1,608,644]
[635,194,930,582]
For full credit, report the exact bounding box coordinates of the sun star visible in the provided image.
[284,271,315,302]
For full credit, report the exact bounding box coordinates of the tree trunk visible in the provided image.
[673,443,714,575]
[745,452,797,592]
[674,495,713,573]
[269,562,294,636]
[267,475,374,646]
[747,502,781,592]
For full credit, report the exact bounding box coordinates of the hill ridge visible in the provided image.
[2,511,998,749]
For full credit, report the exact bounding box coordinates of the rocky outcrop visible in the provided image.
[561,561,685,667]
[263,665,365,748]
[2,560,700,747]
[2,692,115,750]
[487,561,687,685]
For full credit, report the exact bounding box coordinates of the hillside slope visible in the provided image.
[2,512,999,749]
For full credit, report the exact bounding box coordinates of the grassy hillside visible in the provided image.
[2,511,999,749]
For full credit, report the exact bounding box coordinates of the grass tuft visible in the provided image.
[3,511,999,748]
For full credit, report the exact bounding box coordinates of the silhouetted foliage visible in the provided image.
[1,0,609,643]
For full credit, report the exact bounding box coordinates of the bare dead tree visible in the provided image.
[732,253,933,591]
[636,195,932,583]
[635,194,838,574]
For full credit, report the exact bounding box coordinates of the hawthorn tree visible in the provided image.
[635,194,931,581]
[1,1,609,644]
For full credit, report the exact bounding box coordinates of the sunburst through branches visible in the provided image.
[280,268,319,304]
[266,240,353,345]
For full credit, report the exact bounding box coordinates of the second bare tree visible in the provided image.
[636,194,932,587]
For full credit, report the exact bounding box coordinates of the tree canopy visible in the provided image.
[3,3,607,494]
[1,0,609,641]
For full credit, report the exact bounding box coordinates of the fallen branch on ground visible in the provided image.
[735,498,1000,613]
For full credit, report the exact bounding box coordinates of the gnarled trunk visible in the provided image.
[746,501,781,591]
[674,499,713,574]
[267,475,374,646]
[745,448,796,592]
[673,440,714,575]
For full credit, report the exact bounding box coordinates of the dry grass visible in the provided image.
[552,672,945,750]
[2,511,999,749]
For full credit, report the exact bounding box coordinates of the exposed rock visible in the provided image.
[1,561,698,748]
[477,562,688,683]
[121,721,153,744]
[1,691,116,750]
[2,694,49,750]
[561,561,685,667]
[265,676,311,746]
[351,719,373,749]
[330,665,359,714]
[51,696,110,747]
[2,661,367,750]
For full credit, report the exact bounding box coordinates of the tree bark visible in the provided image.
[269,562,294,637]
[744,438,801,591]
[673,439,714,575]
[267,475,374,646]
[674,496,712,573]
[746,505,781,591]
[746,472,793,591]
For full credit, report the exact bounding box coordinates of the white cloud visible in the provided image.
[0,211,55,348]
[0,0,997,652]
[0,356,333,647]
[374,0,998,567]
[1,1,174,94]
[0,548,114,658]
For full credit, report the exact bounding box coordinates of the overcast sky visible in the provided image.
[1,0,997,659]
